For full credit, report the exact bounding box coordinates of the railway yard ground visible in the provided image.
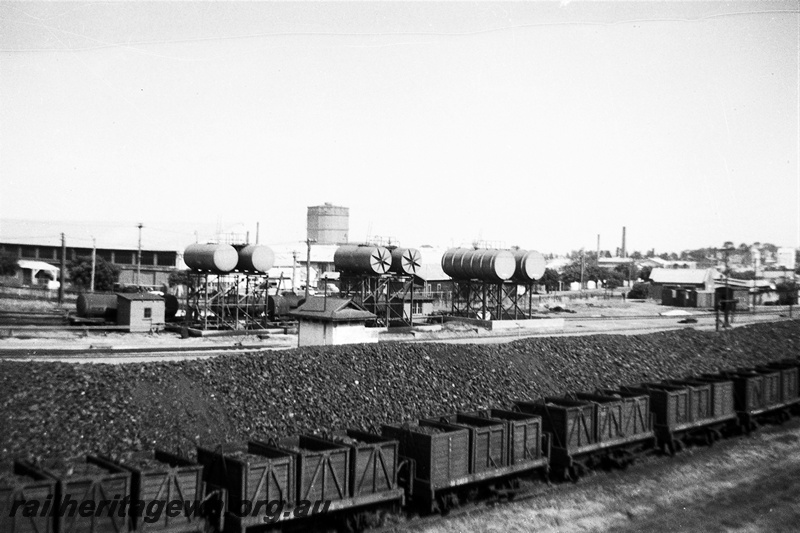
[2,294,799,532]
[0,295,794,363]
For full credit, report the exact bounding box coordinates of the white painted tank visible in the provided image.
[183,244,238,274]
[512,250,546,283]
[236,245,275,273]
[390,247,422,276]
[334,245,392,275]
[441,249,516,283]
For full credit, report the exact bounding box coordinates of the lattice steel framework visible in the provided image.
[186,272,285,330]
[337,274,417,327]
[450,281,540,320]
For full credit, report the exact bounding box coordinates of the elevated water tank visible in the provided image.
[334,245,391,276]
[390,247,422,276]
[76,293,118,320]
[236,245,275,273]
[183,244,238,274]
[512,250,546,283]
[441,249,516,283]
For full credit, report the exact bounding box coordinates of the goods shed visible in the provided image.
[291,297,378,347]
[649,268,720,303]
[116,293,165,332]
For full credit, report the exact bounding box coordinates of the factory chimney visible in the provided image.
[621,226,627,258]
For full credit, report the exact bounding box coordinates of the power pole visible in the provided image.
[580,249,586,291]
[292,251,298,293]
[305,239,315,300]
[90,237,96,292]
[136,223,143,288]
[58,233,66,306]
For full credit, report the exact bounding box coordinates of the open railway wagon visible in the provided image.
[382,409,549,514]
[198,433,405,533]
[514,393,655,481]
[89,451,209,533]
[702,361,800,432]
[15,457,133,533]
[614,377,738,454]
[1,464,57,533]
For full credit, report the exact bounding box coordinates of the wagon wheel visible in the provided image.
[464,487,480,503]
[567,465,581,483]
[438,492,460,514]
[674,438,686,453]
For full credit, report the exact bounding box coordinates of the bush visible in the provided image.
[627,282,650,299]
[776,281,798,305]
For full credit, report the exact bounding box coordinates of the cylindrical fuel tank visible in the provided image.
[236,245,275,273]
[183,244,238,274]
[389,247,422,276]
[512,250,546,283]
[268,294,305,321]
[334,245,392,275]
[441,249,516,283]
[76,293,118,320]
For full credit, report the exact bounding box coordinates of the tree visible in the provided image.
[0,252,18,277]
[639,265,652,282]
[539,268,560,292]
[168,269,196,288]
[68,256,120,291]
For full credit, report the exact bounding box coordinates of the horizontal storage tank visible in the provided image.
[334,245,392,276]
[512,250,546,283]
[389,247,422,276]
[183,244,238,274]
[441,248,516,283]
[236,244,275,273]
[268,293,305,320]
[76,293,118,320]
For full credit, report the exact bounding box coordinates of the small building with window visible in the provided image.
[291,296,378,346]
[116,293,165,332]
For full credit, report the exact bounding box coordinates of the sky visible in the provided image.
[1,1,798,256]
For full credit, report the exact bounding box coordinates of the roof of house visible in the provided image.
[291,296,376,322]
[116,293,165,302]
[649,268,720,285]
[17,259,59,272]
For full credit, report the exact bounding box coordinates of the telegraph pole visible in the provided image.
[292,251,298,293]
[305,239,315,300]
[58,233,66,306]
[136,223,143,288]
[90,237,96,292]
[580,249,586,291]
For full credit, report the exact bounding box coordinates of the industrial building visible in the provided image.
[0,241,178,289]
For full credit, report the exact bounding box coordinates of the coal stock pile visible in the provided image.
[1,321,799,464]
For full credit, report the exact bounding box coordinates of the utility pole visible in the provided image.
[305,239,315,300]
[90,237,96,292]
[292,251,298,293]
[580,249,586,291]
[58,233,66,306]
[136,223,143,288]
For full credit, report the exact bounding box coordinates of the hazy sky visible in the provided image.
[1,1,798,255]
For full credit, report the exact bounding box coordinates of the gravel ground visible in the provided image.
[1,320,799,465]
